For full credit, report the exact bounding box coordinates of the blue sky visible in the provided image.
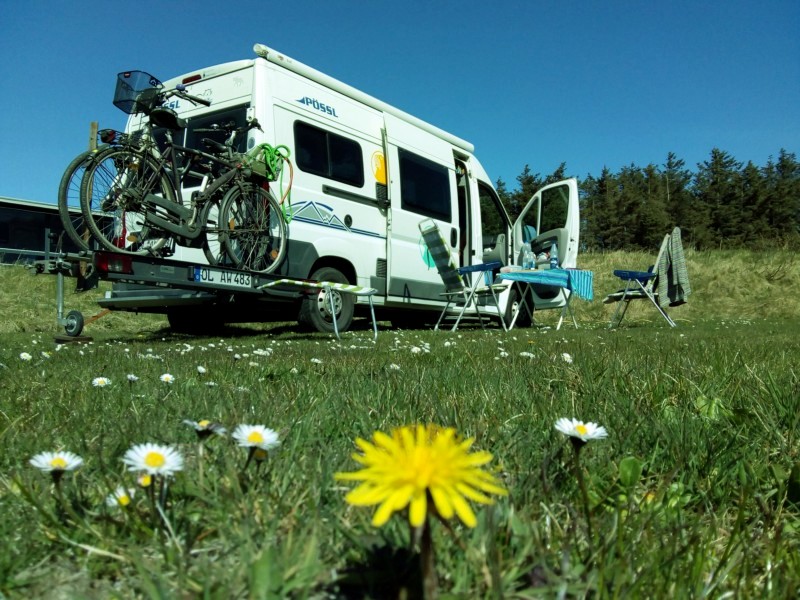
[1,0,797,204]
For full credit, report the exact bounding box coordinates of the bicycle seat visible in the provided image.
[149,107,186,130]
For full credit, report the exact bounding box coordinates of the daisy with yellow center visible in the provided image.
[106,486,136,508]
[232,424,280,450]
[159,373,175,384]
[232,424,280,471]
[335,424,507,528]
[30,451,84,473]
[92,376,111,387]
[183,419,227,439]
[555,417,608,443]
[555,417,608,546]
[30,450,83,485]
[121,443,183,477]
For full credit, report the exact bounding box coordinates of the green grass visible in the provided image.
[1,253,799,598]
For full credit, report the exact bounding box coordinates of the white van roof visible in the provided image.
[253,43,475,154]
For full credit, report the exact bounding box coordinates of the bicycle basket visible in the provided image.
[113,70,163,115]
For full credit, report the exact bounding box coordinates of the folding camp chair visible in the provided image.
[418,219,507,332]
[605,233,677,328]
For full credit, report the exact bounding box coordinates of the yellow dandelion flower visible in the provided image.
[335,424,507,528]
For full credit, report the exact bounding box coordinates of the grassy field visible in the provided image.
[0,250,799,599]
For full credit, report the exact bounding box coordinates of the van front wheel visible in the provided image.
[298,267,354,334]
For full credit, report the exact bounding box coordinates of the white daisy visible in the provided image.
[519,351,534,358]
[183,419,227,438]
[159,373,175,384]
[122,443,183,477]
[555,418,608,442]
[232,424,280,451]
[561,353,574,364]
[92,376,111,387]
[19,352,33,361]
[106,486,136,508]
[30,451,83,473]
[310,358,322,364]
[196,365,207,374]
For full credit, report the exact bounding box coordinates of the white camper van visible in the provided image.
[103,43,580,333]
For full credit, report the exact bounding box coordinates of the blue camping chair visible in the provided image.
[605,228,690,327]
[418,219,507,331]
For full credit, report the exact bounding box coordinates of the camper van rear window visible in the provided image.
[398,149,452,222]
[294,121,364,188]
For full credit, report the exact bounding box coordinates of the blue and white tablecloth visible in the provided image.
[498,269,594,301]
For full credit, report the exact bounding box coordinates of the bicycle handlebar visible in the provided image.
[169,84,211,107]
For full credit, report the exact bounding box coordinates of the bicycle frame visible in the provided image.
[129,121,252,242]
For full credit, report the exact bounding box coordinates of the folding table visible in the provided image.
[498,268,593,330]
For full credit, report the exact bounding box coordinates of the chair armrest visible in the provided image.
[458,261,502,275]
[614,270,655,283]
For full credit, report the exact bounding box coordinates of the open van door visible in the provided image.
[512,178,580,308]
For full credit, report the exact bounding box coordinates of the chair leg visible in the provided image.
[451,292,475,331]
[367,295,378,341]
[435,301,451,331]
[556,290,578,331]
[489,287,508,332]
[324,285,341,340]
[640,284,677,327]
[609,281,635,328]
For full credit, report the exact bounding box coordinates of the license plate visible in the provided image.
[193,266,252,289]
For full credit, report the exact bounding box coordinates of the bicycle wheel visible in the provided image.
[199,195,231,266]
[57,147,107,252]
[80,146,176,254]
[220,183,287,273]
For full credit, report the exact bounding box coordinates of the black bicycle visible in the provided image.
[57,128,131,252]
[79,70,288,273]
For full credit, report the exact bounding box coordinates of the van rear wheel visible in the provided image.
[297,267,354,334]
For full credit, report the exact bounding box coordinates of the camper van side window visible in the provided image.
[294,121,364,187]
[398,149,451,221]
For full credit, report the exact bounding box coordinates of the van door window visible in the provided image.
[478,181,509,264]
[398,149,451,222]
[294,121,364,187]
[540,184,570,233]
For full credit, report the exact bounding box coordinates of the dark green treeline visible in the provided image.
[496,148,800,251]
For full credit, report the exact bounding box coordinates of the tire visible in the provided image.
[219,184,287,273]
[57,147,107,252]
[79,146,176,255]
[505,287,532,328]
[297,266,354,334]
[199,196,230,266]
[64,310,84,337]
